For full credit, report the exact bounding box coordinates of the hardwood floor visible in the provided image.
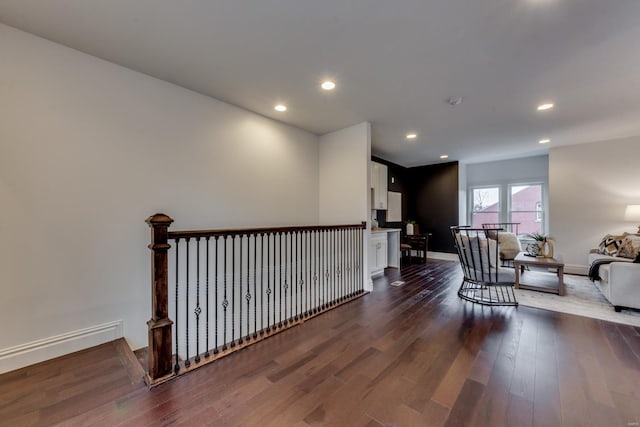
[1,260,640,426]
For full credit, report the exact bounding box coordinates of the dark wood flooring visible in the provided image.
[2,260,640,426]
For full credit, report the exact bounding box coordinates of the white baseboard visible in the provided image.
[0,320,124,374]
[429,251,459,261]
[565,264,589,276]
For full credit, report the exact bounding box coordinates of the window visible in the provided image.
[509,184,543,235]
[471,187,500,228]
[468,182,547,235]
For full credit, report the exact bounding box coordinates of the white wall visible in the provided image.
[549,137,640,273]
[467,155,549,186]
[318,122,372,289]
[0,25,320,370]
[458,163,468,226]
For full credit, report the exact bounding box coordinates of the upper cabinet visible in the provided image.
[371,161,388,210]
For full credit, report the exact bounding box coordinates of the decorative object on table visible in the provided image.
[525,242,542,257]
[624,204,640,233]
[527,233,554,258]
[406,220,416,235]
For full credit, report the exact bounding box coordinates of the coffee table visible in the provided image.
[514,252,565,296]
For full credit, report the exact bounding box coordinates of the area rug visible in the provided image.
[514,273,640,327]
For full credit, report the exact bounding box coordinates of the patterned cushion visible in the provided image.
[598,234,625,256]
[616,233,640,259]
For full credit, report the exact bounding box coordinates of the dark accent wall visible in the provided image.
[371,157,459,254]
[407,162,459,253]
[371,156,409,230]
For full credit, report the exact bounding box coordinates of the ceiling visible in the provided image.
[2,0,640,167]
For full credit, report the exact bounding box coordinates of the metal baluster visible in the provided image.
[302,230,306,317]
[279,232,284,328]
[271,233,275,330]
[359,228,363,290]
[340,229,344,301]
[205,237,210,358]
[348,228,352,297]
[214,237,219,354]
[320,230,324,309]
[312,230,317,314]
[291,231,295,322]
[322,230,329,310]
[174,238,180,373]
[339,229,343,301]
[238,235,244,345]
[266,233,272,332]
[259,234,264,335]
[246,234,251,341]
[195,237,201,363]
[305,230,313,316]
[222,236,228,351]
[185,237,190,367]
[294,231,298,319]
[351,228,355,296]
[231,235,236,347]
[253,234,258,339]
[325,229,329,309]
[286,231,291,323]
[333,229,337,305]
[346,229,350,298]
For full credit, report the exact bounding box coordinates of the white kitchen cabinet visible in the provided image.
[369,233,388,277]
[370,161,388,210]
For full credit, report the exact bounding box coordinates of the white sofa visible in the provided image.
[588,251,640,312]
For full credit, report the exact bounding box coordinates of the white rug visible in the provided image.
[515,273,640,327]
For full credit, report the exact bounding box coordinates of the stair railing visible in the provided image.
[145,213,367,385]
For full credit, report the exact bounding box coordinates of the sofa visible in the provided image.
[588,233,640,312]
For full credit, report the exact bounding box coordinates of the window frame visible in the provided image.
[469,186,501,228]
[468,181,548,235]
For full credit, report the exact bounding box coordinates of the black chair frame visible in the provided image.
[451,226,518,306]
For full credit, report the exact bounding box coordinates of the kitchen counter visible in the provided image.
[371,228,401,234]
[369,228,401,276]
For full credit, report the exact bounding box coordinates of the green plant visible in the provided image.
[406,220,416,224]
[527,233,547,241]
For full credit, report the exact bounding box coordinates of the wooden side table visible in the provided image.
[514,252,565,296]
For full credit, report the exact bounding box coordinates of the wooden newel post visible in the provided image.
[146,213,174,382]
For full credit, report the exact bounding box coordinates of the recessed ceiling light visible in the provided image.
[321,81,336,90]
[274,104,287,112]
[537,103,554,111]
[440,154,449,159]
[406,133,417,140]
[539,138,551,144]
[447,97,463,106]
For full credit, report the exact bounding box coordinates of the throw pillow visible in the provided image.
[616,233,640,259]
[598,234,625,256]
[486,230,498,240]
[456,234,498,270]
[497,232,521,260]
